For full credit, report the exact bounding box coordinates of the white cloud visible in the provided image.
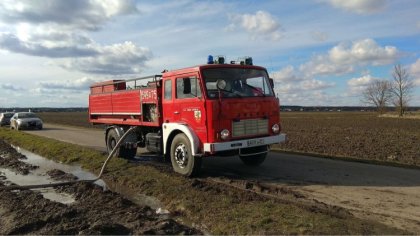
[347,74,381,94]
[270,38,399,105]
[300,54,354,76]
[60,41,152,75]
[347,74,378,87]
[228,11,282,41]
[0,31,97,58]
[1,83,24,91]
[38,77,98,91]
[270,66,302,82]
[301,38,399,77]
[0,0,138,31]
[0,1,151,75]
[301,79,335,90]
[329,39,398,65]
[270,66,335,99]
[409,58,420,85]
[0,31,152,74]
[324,0,386,14]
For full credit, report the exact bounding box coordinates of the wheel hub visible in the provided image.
[110,139,116,150]
[174,144,188,168]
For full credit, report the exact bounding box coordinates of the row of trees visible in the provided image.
[362,64,414,116]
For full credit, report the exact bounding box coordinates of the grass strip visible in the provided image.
[0,128,407,234]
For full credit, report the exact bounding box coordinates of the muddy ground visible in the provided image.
[0,139,200,235]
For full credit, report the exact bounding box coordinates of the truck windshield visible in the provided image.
[202,68,274,99]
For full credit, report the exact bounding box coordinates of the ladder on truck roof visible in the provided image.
[125,75,162,90]
[90,75,162,93]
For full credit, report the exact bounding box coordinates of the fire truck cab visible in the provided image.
[89,56,286,176]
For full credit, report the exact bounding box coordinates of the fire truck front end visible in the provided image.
[199,59,286,164]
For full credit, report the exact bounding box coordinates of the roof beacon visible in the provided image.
[239,56,253,65]
[214,55,225,64]
[207,55,214,64]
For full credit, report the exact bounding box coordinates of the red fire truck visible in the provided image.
[89,56,286,176]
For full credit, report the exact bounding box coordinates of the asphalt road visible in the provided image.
[24,123,420,233]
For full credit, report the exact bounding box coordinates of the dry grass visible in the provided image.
[379,112,420,120]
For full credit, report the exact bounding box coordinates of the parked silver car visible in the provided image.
[10,112,43,130]
[0,112,14,126]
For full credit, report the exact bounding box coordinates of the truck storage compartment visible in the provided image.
[146,133,162,153]
[89,75,162,126]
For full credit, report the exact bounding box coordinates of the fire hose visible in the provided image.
[0,126,137,191]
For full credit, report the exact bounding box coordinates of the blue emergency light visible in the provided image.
[208,55,253,65]
[207,55,214,64]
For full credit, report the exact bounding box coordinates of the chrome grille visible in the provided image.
[232,119,268,137]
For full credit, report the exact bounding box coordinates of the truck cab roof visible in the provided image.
[162,64,267,77]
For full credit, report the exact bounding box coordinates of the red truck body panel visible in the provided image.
[89,77,162,127]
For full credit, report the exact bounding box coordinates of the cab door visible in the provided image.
[173,74,207,143]
[162,77,175,123]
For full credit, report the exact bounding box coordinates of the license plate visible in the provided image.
[247,139,264,147]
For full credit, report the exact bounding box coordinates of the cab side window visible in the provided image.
[164,79,172,100]
[176,77,201,99]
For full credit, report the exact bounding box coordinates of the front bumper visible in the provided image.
[203,133,286,153]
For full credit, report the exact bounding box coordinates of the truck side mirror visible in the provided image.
[183,78,191,94]
[269,78,274,89]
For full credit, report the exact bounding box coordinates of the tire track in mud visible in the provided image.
[0,139,201,235]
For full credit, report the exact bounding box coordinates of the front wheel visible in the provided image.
[170,133,201,177]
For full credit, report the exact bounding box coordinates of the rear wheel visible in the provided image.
[170,133,201,177]
[106,128,137,159]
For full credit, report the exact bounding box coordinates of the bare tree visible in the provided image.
[390,64,413,117]
[361,80,393,114]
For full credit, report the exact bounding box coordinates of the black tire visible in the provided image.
[38,125,43,130]
[170,133,202,177]
[239,152,267,166]
[106,128,137,159]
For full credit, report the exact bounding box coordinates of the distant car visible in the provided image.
[0,112,14,126]
[10,112,43,130]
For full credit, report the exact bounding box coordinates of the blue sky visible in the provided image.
[0,0,419,107]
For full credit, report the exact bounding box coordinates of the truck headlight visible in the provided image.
[272,124,280,133]
[220,129,230,140]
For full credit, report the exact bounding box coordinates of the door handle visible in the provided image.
[174,111,180,114]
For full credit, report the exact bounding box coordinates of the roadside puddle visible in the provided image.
[2,146,167,212]
[0,168,76,204]
[14,146,106,188]
[1,146,106,205]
